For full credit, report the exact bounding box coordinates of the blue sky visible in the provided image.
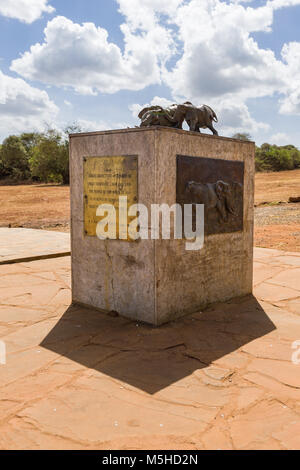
[0,0,300,146]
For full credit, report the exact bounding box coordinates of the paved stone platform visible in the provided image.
[0,228,70,264]
[0,247,299,450]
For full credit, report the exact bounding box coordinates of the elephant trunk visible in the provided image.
[225,196,237,216]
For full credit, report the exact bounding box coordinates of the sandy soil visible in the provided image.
[254,169,300,251]
[0,169,300,250]
[0,184,70,232]
[255,169,300,205]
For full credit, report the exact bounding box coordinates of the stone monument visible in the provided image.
[69,126,254,325]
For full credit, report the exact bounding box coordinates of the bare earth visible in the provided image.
[0,169,300,249]
[255,169,300,205]
[0,184,70,232]
[254,169,300,252]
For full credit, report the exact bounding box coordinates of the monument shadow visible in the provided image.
[40,295,276,394]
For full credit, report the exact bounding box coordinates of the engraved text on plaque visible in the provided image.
[83,155,138,238]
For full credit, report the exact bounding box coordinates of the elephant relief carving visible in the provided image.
[185,180,242,223]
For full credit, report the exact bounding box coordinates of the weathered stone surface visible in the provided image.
[272,421,300,450]
[70,127,255,325]
[267,268,300,291]
[229,400,299,449]
[273,255,300,267]
[254,282,299,302]
[253,262,283,286]
[248,358,300,388]
[0,228,70,264]
[200,427,233,450]
[276,298,300,316]
[0,249,299,450]
[235,386,264,411]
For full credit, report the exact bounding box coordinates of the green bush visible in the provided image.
[232,132,252,141]
[0,135,30,180]
[0,155,8,179]
[20,132,41,157]
[255,143,300,172]
[29,130,69,184]
[0,127,73,184]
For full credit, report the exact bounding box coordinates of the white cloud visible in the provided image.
[75,119,127,132]
[269,0,300,9]
[11,2,300,103]
[8,0,300,139]
[0,0,54,24]
[129,96,175,118]
[0,69,58,140]
[216,100,270,136]
[279,42,300,114]
[117,0,183,31]
[119,0,300,132]
[165,0,286,104]
[269,132,290,144]
[159,0,300,131]
[10,14,173,94]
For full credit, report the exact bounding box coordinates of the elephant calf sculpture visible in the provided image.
[138,105,179,128]
[138,102,218,135]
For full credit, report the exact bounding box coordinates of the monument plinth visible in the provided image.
[69,127,255,325]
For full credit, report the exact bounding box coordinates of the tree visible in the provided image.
[29,129,69,183]
[0,147,8,179]
[232,132,252,141]
[20,132,41,156]
[255,142,300,172]
[64,123,82,135]
[0,135,30,180]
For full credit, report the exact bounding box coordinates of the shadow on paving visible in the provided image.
[40,295,276,394]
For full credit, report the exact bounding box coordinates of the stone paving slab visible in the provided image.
[0,228,70,264]
[0,248,299,450]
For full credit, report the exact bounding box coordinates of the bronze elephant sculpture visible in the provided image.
[138,105,178,128]
[138,102,218,135]
[172,102,218,135]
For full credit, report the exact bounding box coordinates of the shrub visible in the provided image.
[232,132,252,141]
[255,143,300,172]
[0,135,30,180]
[29,130,69,184]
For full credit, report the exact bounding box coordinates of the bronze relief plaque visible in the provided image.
[176,155,244,235]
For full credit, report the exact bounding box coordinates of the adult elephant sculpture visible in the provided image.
[186,180,236,221]
[172,103,218,135]
[187,104,218,135]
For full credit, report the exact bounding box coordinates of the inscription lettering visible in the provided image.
[83,156,138,238]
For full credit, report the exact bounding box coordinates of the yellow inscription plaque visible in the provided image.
[83,155,138,238]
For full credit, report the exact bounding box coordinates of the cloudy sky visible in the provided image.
[0,0,300,145]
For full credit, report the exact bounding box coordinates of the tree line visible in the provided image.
[233,133,300,172]
[0,127,78,184]
[0,130,299,184]
[255,143,300,172]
